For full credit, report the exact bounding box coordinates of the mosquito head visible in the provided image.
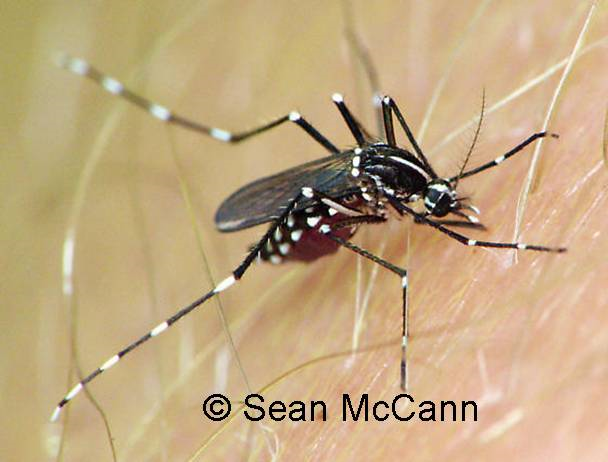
[423,179,457,217]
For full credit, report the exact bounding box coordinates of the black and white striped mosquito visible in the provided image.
[51,54,566,421]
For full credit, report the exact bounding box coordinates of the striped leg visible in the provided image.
[321,232,410,391]
[51,191,306,421]
[449,132,559,181]
[330,214,387,230]
[304,187,410,390]
[381,96,438,178]
[392,200,566,253]
[57,54,339,154]
[331,93,374,147]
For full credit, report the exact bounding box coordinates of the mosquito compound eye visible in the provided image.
[424,183,453,217]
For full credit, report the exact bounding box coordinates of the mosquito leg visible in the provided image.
[392,200,566,253]
[322,232,409,391]
[303,187,409,390]
[412,210,487,230]
[58,54,340,154]
[426,220,487,231]
[332,93,372,146]
[382,96,438,178]
[330,214,386,230]
[448,132,558,181]
[381,98,397,147]
[51,190,307,421]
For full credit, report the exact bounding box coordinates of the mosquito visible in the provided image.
[51,54,566,421]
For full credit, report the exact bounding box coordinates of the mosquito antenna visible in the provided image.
[454,88,485,189]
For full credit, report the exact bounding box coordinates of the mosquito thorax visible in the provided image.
[423,179,456,217]
[361,144,431,196]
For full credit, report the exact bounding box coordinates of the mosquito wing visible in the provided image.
[215,151,359,232]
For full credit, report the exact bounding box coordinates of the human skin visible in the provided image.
[3,1,607,461]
